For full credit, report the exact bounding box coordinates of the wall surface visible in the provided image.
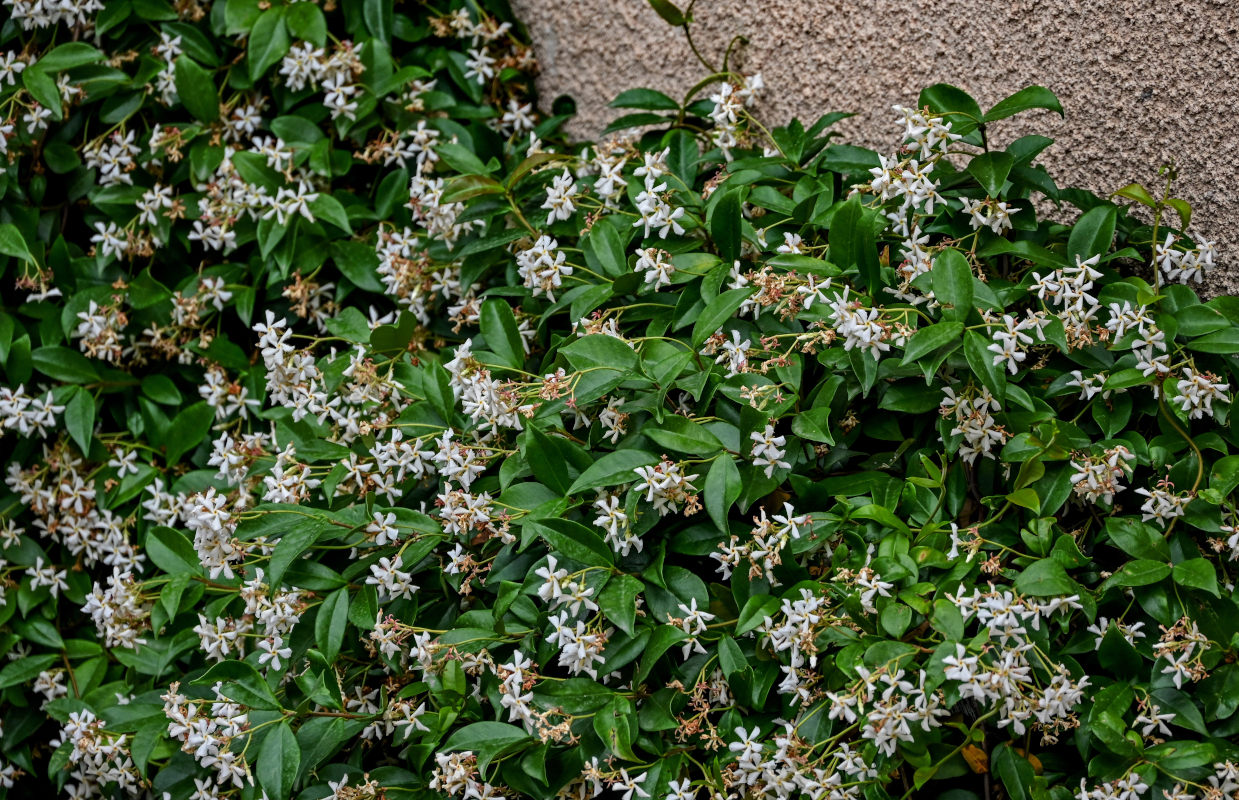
[510,0,1239,295]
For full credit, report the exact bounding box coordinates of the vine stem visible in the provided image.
[1158,394,1204,539]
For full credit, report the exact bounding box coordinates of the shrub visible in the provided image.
[1,1,1238,800]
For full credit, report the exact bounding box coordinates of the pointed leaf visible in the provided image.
[983,86,1064,123]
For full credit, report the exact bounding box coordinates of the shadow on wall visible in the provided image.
[510,0,1239,297]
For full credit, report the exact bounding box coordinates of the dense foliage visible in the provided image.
[2,1,1239,800]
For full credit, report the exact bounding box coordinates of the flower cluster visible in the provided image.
[0,4,1237,800]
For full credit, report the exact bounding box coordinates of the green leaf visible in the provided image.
[991,744,1034,800]
[506,152,570,190]
[704,453,741,532]
[141,374,182,405]
[1186,329,1239,354]
[610,88,680,111]
[963,330,1006,402]
[645,0,686,25]
[436,141,495,176]
[581,217,628,279]
[567,449,659,495]
[645,415,724,455]
[880,604,912,638]
[174,57,219,122]
[901,321,963,365]
[196,660,282,710]
[1166,197,1192,229]
[1173,558,1220,597]
[1067,204,1117,264]
[666,128,699,186]
[285,1,327,46]
[146,527,203,575]
[314,587,349,663]
[64,386,95,454]
[1013,558,1076,596]
[362,0,393,41]
[443,174,505,203]
[594,695,638,761]
[562,333,639,374]
[163,402,214,465]
[32,346,99,384]
[324,307,370,344]
[599,575,642,636]
[917,83,982,135]
[983,86,1064,123]
[307,194,352,233]
[35,42,105,72]
[717,635,747,680]
[1100,559,1171,592]
[480,299,525,370]
[1104,517,1170,560]
[257,721,299,800]
[0,654,60,689]
[0,223,35,263]
[829,194,881,293]
[1112,182,1156,207]
[23,67,61,119]
[247,7,290,82]
[931,249,974,321]
[442,722,532,773]
[1211,455,1239,498]
[268,526,325,588]
[691,286,756,349]
[1005,487,1040,514]
[966,151,1014,197]
[634,625,688,683]
[736,594,779,635]
[524,517,614,567]
[330,240,384,292]
[931,599,965,641]
[711,189,742,263]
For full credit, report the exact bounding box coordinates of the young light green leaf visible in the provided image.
[1111,182,1156,207]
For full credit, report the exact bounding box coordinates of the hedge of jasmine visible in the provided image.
[1,1,1238,799]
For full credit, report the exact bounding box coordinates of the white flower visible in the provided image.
[636,247,676,289]
[750,424,790,478]
[541,168,578,224]
[516,235,573,302]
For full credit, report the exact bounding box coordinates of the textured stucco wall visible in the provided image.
[510,0,1239,295]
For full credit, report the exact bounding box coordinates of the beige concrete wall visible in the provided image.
[510,0,1239,295]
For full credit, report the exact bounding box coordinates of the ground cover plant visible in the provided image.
[1,0,1239,799]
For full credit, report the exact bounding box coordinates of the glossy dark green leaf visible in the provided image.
[257,721,299,800]
[966,151,1014,197]
[247,7,290,81]
[174,57,219,122]
[983,85,1064,123]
